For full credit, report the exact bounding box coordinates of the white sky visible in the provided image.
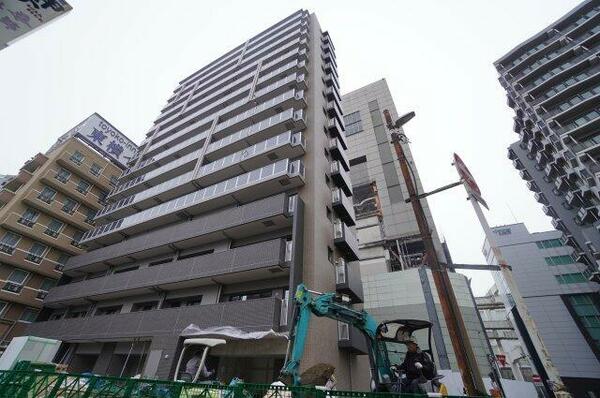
[0,0,582,296]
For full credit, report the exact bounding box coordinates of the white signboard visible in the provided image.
[54,113,137,168]
[0,0,72,50]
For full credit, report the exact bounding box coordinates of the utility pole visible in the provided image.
[383,110,487,396]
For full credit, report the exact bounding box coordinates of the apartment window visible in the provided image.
[37,278,56,300]
[555,273,588,284]
[0,301,7,317]
[18,208,39,227]
[95,305,122,316]
[227,290,272,302]
[90,163,102,176]
[0,232,20,254]
[98,190,108,204]
[566,294,600,349]
[19,308,39,323]
[26,242,47,264]
[70,151,85,165]
[84,208,97,225]
[109,175,119,187]
[545,255,574,266]
[55,168,71,183]
[76,179,91,195]
[44,219,64,238]
[343,111,363,136]
[3,269,28,293]
[131,301,158,312]
[37,186,57,204]
[65,310,87,319]
[71,230,84,247]
[162,295,203,309]
[55,253,70,272]
[61,197,78,215]
[536,239,562,249]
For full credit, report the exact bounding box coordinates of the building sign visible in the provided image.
[0,0,72,50]
[453,153,489,209]
[51,113,137,168]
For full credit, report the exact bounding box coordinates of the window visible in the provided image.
[0,301,7,317]
[131,301,158,312]
[555,273,588,284]
[90,163,102,176]
[95,305,122,316]
[3,269,28,293]
[566,294,600,349]
[177,248,214,261]
[55,253,71,271]
[109,175,119,187]
[49,312,64,320]
[544,255,573,266]
[37,186,57,204]
[70,151,85,165]
[162,295,203,309]
[37,278,56,300]
[55,168,71,183]
[44,219,64,238]
[499,367,515,380]
[84,208,97,225]
[76,179,91,195]
[536,239,562,249]
[98,190,108,205]
[18,208,39,227]
[494,228,512,236]
[71,230,84,247]
[227,290,272,302]
[26,242,47,264]
[65,310,87,319]
[113,265,139,274]
[19,308,39,323]
[349,156,367,166]
[61,197,78,214]
[0,232,20,254]
[343,111,363,136]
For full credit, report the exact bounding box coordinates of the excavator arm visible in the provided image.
[280,284,392,388]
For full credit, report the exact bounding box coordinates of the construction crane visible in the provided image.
[280,284,445,395]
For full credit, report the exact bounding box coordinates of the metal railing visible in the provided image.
[0,370,478,398]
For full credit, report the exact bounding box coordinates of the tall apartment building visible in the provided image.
[495,0,600,279]
[341,80,491,386]
[483,223,600,396]
[0,113,132,353]
[28,11,364,387]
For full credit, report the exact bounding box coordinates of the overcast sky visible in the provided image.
[0,0,582,295]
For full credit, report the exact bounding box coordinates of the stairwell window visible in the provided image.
[3,269,28,293]
[38,186,57,204]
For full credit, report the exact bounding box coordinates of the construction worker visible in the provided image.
[397,336,435,393]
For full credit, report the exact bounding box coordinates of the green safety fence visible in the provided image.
[0,370,479,398]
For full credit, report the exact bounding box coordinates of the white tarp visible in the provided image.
[180,325,288,340]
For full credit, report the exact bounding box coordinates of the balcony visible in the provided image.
[551,217,567,232]
[577,205,599,224]
[334,219,359,261]
[83,159,305,245]
[45,239,289,307]
[323,85,341,104]
[26,297,282,342]
[0,213,83,255]
[560,233,579,250]
[534,192,549,205]
[565,190,583,207]
[329,138,349,171]
[326,99,344,126]
[337,322,368,354]
[542,205,557,218]
[68,193,293,272]
[526,180,540,192]
[335,258,363,303]
[519,170,532,181]
[331,188,355,226]
[327,118,347,150]
[512,158,525,170]
[330,161,352,196]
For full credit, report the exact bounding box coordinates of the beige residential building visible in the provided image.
[0,113,134,352]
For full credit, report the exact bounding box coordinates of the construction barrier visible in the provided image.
[0,370,481,398]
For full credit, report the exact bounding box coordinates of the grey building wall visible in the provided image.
[483,223,600,392]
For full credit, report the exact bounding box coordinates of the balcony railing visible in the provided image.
[332,188,355,226]
[333,219,359,261]
[330,161,352,196]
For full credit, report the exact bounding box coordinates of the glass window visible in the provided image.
[227,290,272,302]
[19,308,39,323]
[76,179,91,195]
[95,305,122,316]
[85,208,97,224]
[536,239,562,249]
[61,197,78,214]
[556,273,588,284]
[343,111,363,136]
[70,151,85,165]
[55,252,70,271]
[98,190,108,204]
[18,208,39,227]
[90,163,102,176]
[3,269,28,293]
[544,255,574,266]
[109,175,119,187]
[55,168,71,183]
[0,301,7,317]
[26,242,47,264]
[44,219,64,238]
[38,186,57,203]
[0,232,20,254]
[567,294,600,349]
[131,301,158,312]
[39,278,56,292]
[71,230,84,246]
